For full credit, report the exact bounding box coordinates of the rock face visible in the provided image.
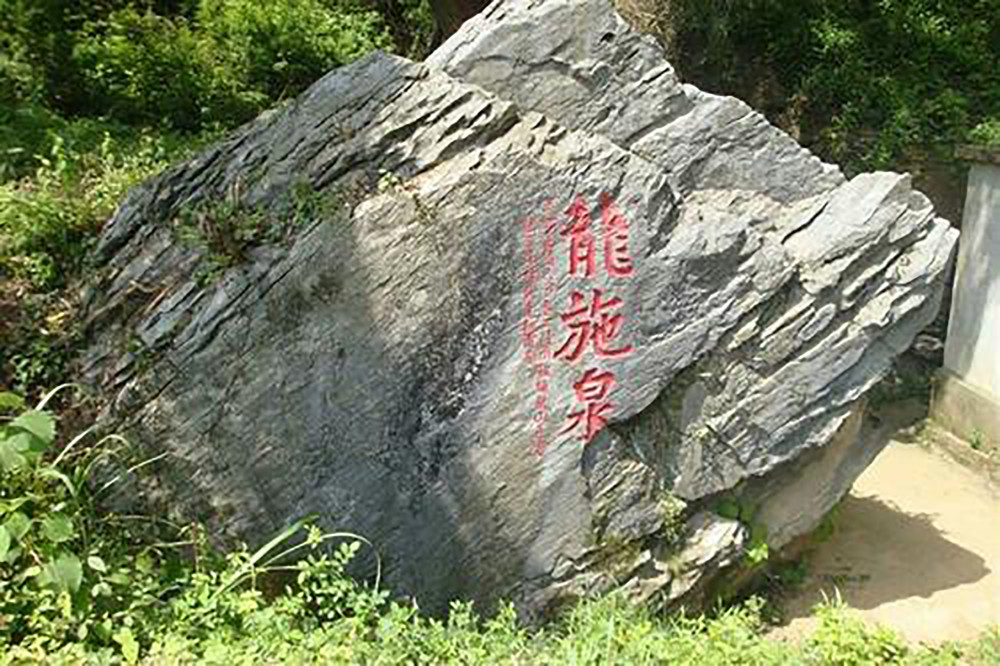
[80,0,957,617]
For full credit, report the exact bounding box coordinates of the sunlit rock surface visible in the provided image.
[80,0,957,617]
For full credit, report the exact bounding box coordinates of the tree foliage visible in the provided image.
[0,0,397,133]
[658,0,1000,174]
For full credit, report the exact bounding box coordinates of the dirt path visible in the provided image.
[773,433,1000,644]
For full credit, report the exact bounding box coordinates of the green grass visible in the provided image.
[0,114,211,291]
[0,110,214,398]
[1,392,998,665]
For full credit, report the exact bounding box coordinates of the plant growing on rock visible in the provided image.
[173,179,333,285]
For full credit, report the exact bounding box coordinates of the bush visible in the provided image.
[71,8,261,131]
[970,117,1000,148]
[0,0,55,107]
[69,1,391,132]
[663,0,1000,174]
[196,0,392,102]
[0,123,203,290]
[0,122,209,398]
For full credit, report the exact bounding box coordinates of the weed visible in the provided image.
[0,126,202,291]
[713,495,771,567]
[2,389,994,664]
[657,492,687,545]
[814,501,843,544]
[376,168,405,193]
[173,179,333,285]
[970,117,1000,148]
[805,593,909,665]
[969,429,986,451]
[770,558,809,589]
[0,388,384,662]
[0,124,208,399]
[596,534,644,580]
[745,540,770,567]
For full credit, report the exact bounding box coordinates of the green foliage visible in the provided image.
[971,627,1000,665]
[814,501,842,543]
[7,0,392,133]
[0,121,205,290]
[0,111,214,399]
[0,0,52,107]
[396,0,436,59]
[195,0,392,103]
[173,179,335,284]
[0,387,133,650]
[0,391,386,661]
[71,8,261,131]
[668,0,1000,174]
[970,118,1000,148]
[768,558,809,590]
[805,595,910,665]
[713,496,770,567]
[658,491,687,545]
[2,390,997,663]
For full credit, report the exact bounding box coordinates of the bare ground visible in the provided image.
[772,416,1000,645]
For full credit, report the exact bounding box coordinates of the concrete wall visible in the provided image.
[934,152,1000,445]
[944,161,1000,397]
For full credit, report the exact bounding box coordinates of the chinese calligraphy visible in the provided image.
[601,192,634,277]
[520,193,635,454]
[520,203,556,457]
[558,195,635,443]
[554,289,633,362]
[562,368,616,442]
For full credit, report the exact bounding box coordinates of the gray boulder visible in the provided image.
[79,0,956,618]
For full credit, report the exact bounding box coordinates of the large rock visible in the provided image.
[79,0,957,617]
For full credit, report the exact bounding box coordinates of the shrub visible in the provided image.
[970,117,1000,148]
[663,0,1000,174]
[805,597,909,665]
[0,121,208,397]
[0,386,146,653]
[196,0,393,103]
[0,389,386,662]
[71,8,261,131]
[69,1,392,132]
[0,124,201,290]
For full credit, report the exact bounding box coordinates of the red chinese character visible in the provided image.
[554,289,634,362]
[600,193,634,277]
[563,195,596,278]
[561,368,616,442]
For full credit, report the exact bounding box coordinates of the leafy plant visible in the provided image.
[805,593,909,665]
[195,0,392,104]
[662,0,1000,194]
[970,118,1000,148]
[0,124,204,290]
[1,388,388,661]
[173,179,333,284]
[0,385,128,648]
[72,8,246,132]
